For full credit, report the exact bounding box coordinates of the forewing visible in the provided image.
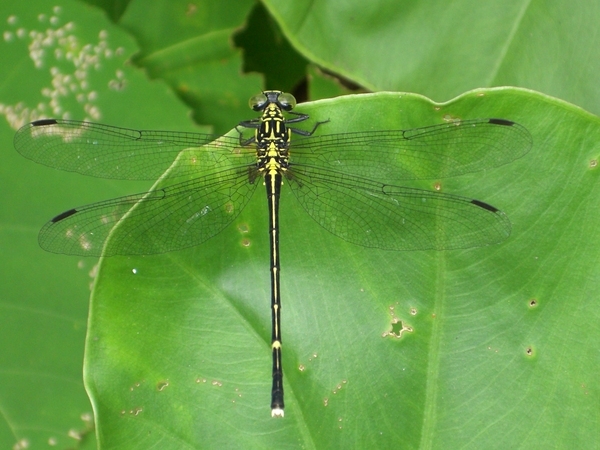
[14,119,248,180]
[290,119,532,183]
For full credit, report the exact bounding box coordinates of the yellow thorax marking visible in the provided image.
[256,100,289,178]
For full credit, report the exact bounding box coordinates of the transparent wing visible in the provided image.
[290,119,532,183]
[287,165,510,251]
[39,166,259,256]
[13,119,250,180]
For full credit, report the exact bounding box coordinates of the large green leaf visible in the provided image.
[85,88,600,448]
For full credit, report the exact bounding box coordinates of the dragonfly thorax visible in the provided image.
[255,96,292,177]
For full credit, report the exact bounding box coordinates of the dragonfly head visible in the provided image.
[249,91,297,112]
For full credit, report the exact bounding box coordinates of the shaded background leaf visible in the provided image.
[0,0,196,448]
[264,0,600,116]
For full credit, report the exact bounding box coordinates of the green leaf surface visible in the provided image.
[265,0,600,117]
[0,0,195,448]
[86,88,600,448]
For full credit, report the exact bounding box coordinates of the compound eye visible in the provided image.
[277,92,297,111]
[249,93,268,111]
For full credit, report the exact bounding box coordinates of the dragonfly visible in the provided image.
[14,90,533,417]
